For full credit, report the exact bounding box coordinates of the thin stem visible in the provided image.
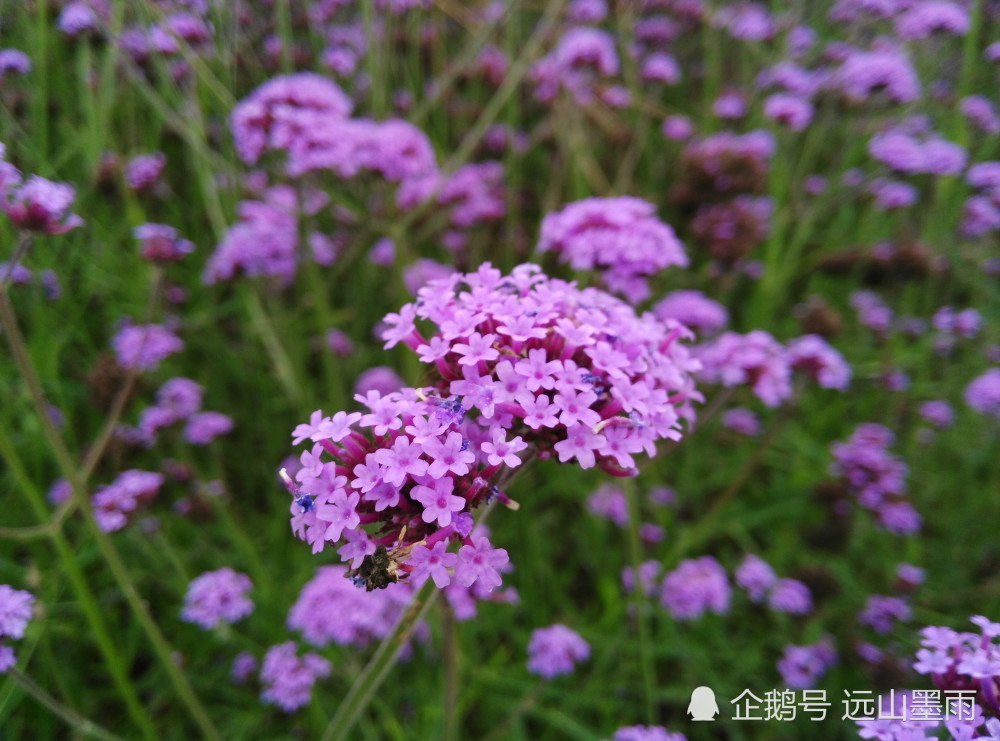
[664,403,793,567]
[0,426,157,741]
[623,479,656,725]
[479,682,542,741]
[0,290,223,741]
[6,668,128,741]
[441,601,459,741]
[320,578,440,741]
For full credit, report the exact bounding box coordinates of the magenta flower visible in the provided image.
[410,478,465,528]
[259,642,331,713]
[526,624,590,679]
[3,176,83,235]
[455,537,509,591]
[408,540,458,588]
[180,568,254,630]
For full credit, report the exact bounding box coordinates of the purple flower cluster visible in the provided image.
[721,407,761,436]
[1,169,83,235]
[734,554,813,614]
[530,28,621,105]
[526,623,590,679]
[124,152,167,191]
[230,73,435,181]
[913,616,1000,716]
[964,369,1000,419]
[284,264,700,591]
[287,565,414,647]
[659,556,730,620]
[0,585,34,674]
[690,195,772,264]
[777,636,836,689]
[586,483,629,527]
[118,377,232,447]
[134,223,194,263]
[396,161,506,233]
[652,290,728,336]
[259,641,331,712]
[203,185,340,285]
[674,130,775,204]
[868,128,967,177]
[111,321,183,372]
[537,197,688,304]
[180,568,254,630]
[829,424,918,535]
[834,45,920,104]
[91,470,165,533]
[696,330,850,407]
[859,595,912,634]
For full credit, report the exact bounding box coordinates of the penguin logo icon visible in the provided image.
[687,686,719,721]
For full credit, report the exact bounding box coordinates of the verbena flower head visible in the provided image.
[91,470,165,532]
[259,641,331,713]
[284,264,700,590]
[673,131,774,204]
[124,152,166,191]
[230,73,353,165]
[767,578,813,615]
[786,335,851,390]
[830,424,917,535]
[526,624,590,679]
[652,290,728,336]
[0,586,34,640]
[134,223,194,263]
[3,175,83,234]
[721,407,760,436]
[537,198,688,303]
[777,636,836,689]
[0,585,33,674]
[859,594,911,634]
[112,321,183,371]
[834,46,920,104]
[964,369,1000,419]
[695,330,792,407]
[287,565,414,647]
[895,1,970,39]
[530,28,620,105]
[180,568,254,629]
[912,616,1000,716]
[659,556,730,620]
[690,195,772,263]
[735,554,776,602]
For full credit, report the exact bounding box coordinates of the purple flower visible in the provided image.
[768,579,813,615]
[180,568,254,629]
[859,595,911,634]
[734,554,776,602]
[134,223,194,263]
[835,47,920,104]
[0,49,31,80]
[124,152,166,191]
[763,93,814,131]
[230,652,257,684]
[721,408,760,436]
[354,366,405,397]
[652,291,728,336]
[408,540,458,588]
[965,369,1000,418]
[786,335,851,390]
[526,624,590,679]
[895,1,970,39]
[410,478,465,528]
[661,115,693,141]
[918,400,953,429]
[777,636,836,689]
[659,557,730,620]
[586,484,628,527]
[156,378,203,419]
[537,197,687,303]
[3,176,83,234]
[530,28,619,105]
[183,412,233,445]
[91,470,164,533]
[455,537,509,591]
[112,321,183,372]
[259,641,331,713]
[0,586,34,640]
[695,330,791,407]
[287,565,413,647]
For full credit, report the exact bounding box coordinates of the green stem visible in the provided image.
[623,479,656,725]
[0,426,156,741]
[6,668,128,741]
[441,601,459,741]
[241,286,303,405]
[319,578,440,741]
[0,290,223,741]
